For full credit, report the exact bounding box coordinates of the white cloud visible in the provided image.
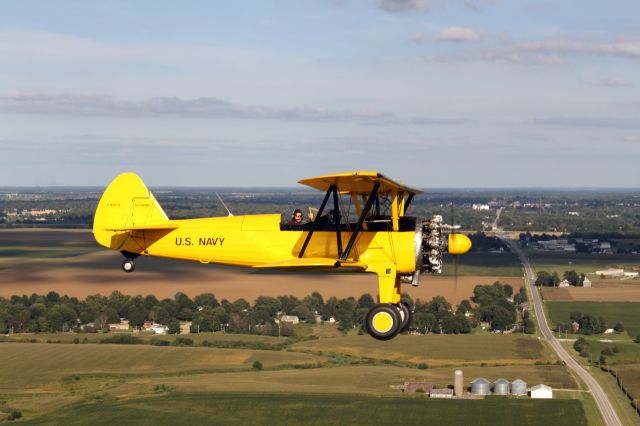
[375,0,433,13]
[601,77,634,87]
[535,116,640,129]
[0,91,470,126]
[434,38,640,65]
[435,27,482,43]
[374,0,496,13]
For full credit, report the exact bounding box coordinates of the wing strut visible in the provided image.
[404,193,414,213]
[340,183,379,261]
[332,185,343,258]
[298,185,334,258]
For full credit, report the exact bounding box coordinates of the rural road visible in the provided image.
[497,230,622,426]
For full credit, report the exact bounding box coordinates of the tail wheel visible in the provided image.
[122,259,135,273]
[365,304,401,340]
[397,302,412,333]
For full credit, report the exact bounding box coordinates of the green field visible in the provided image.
[544,301,640,338]
[21,393,587,426]
[0,343,325,391]
[0,335,580,422]
[529,251,640,279]
[290,334,550,366]
[616,364,640,403]
[442,252,523,276]
[583,340,640,365]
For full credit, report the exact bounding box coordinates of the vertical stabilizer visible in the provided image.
[93,173,169,248]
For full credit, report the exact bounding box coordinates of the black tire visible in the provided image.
[397,301,412,333]
[365,303,401,340]
[122,259,135,273]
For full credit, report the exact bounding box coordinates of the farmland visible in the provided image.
[544,301,640,338]
[290,334,551,367]
[0,230,522,306]
[541,281,640,302]
[21,393,587,426]
[0,229,602,424]
[529,251,640,279]
[0,334,580,423]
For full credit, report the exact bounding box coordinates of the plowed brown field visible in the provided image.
[0,252,521,304]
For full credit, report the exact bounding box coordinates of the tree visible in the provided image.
[614,322,625,332]
[277,295,299,314]
[413,312,437,334]
[168,320,181,334]
[442,313,471,334]
[357,294,375,309]
[127,306,146,328]
[524,318,536,334]
[489,306,516,331]
[563,270,580,286]
[503,284,513,298]
[457,300,472,314]
[195,293,219,308]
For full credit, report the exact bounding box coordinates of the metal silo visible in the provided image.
[511,379,527,395]
[493,378,510,395]
[454,370,463,396]
[470,377,491,395]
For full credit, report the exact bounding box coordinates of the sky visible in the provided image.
[1,0,639,188]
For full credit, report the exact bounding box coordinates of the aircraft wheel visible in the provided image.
[122,259,135,273]
[365,303,401,340]
[397,301,412,333]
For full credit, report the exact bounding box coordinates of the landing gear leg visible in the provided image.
[365,268,404,340]
[397,301,412,333]
[120,251,139,273]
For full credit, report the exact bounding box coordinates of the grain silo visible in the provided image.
[511,379,527,395]
[454,370,463,396]
[470,377,491,395]
[493,378,510,395]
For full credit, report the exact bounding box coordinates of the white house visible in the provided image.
[582,277,592,287]
[558,280,571,288]
[150,325,168,334]
[530,384,553,399]
[278,315,300,325]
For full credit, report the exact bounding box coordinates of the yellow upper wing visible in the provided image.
[298,170,422,195]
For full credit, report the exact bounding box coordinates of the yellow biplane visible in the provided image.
[93,171,471,340]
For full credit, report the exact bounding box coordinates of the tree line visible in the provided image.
[535,270,587,287]
[0,284,526,336]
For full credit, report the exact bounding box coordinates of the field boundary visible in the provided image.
[599,366,640,417]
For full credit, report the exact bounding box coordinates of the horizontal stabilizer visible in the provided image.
[253,257,367,271]
[106,222,179,232]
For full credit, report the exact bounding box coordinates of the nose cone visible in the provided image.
[448,233,472,255]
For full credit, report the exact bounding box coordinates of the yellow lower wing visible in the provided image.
[253,257,367,271]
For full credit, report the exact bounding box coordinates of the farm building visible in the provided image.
[470,378,491,395]
[108,319,129,331]
[511,379,527,395]
[278,315,300,325]
[582,277,592,287]
[150,325,168,334]
[404,382,433,394]
[493,378,510,395]
[530,384,553,399]
[595,268,624,277]
[430,389,454,399]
